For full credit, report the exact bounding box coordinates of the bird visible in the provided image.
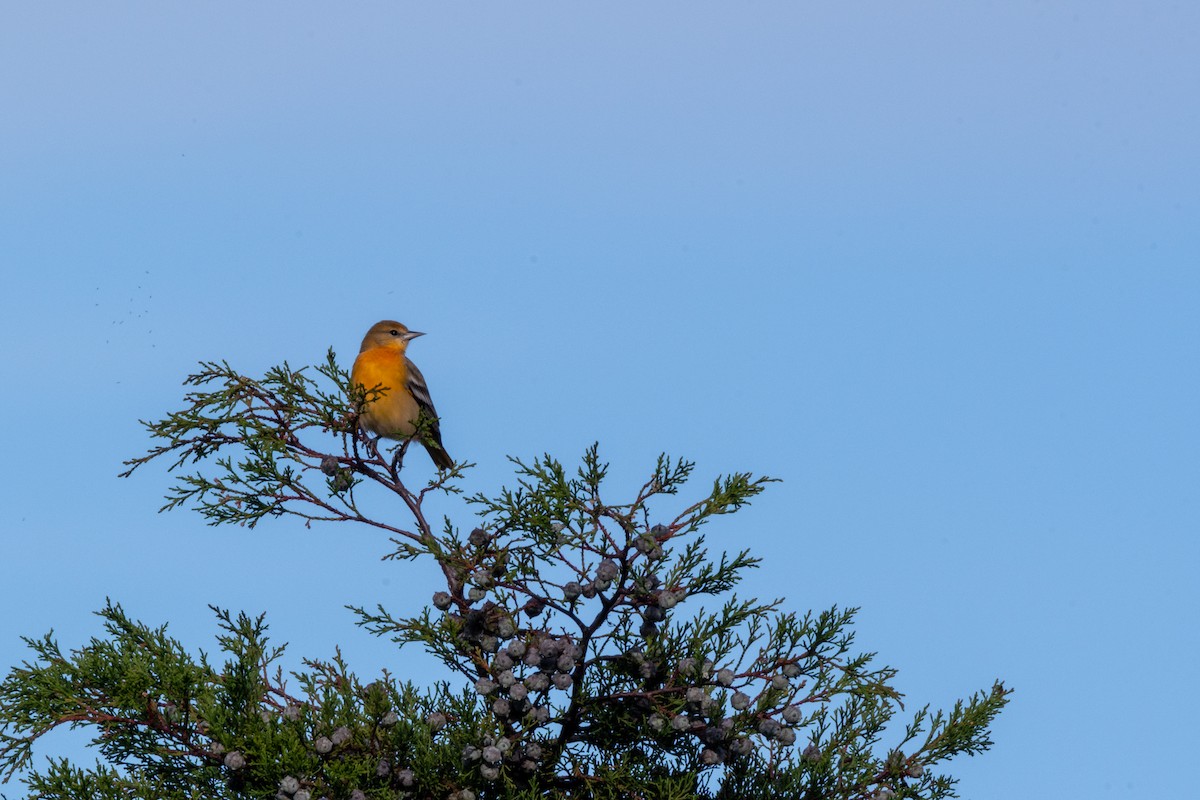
[350,320,453,470]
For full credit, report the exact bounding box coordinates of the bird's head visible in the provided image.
[359,320,425,353]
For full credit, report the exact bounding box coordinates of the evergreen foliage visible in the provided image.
[0,354,1009,799]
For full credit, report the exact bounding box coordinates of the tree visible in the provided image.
[0,354,1009,799]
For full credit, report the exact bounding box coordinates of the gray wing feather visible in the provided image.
[405,358,439,418]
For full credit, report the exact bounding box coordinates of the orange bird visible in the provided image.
[350,320,453,470]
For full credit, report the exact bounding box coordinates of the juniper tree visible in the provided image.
[0,353,1009,799]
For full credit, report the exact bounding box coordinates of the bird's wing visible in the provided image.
[404,357,440,420]
[404,356,453,469]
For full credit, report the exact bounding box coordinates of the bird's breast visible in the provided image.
[351,348,419,437]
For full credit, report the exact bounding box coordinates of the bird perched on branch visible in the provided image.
[350,320,453,470]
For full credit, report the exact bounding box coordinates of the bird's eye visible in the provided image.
[389,329,400,336]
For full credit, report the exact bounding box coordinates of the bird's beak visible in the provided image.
[403,330,425,341]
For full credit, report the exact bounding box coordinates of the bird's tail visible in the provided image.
[426,441,454,472]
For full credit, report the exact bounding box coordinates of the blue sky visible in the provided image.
[1,3,1197,797]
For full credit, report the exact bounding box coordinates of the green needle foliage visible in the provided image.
[0,354,1009,799]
